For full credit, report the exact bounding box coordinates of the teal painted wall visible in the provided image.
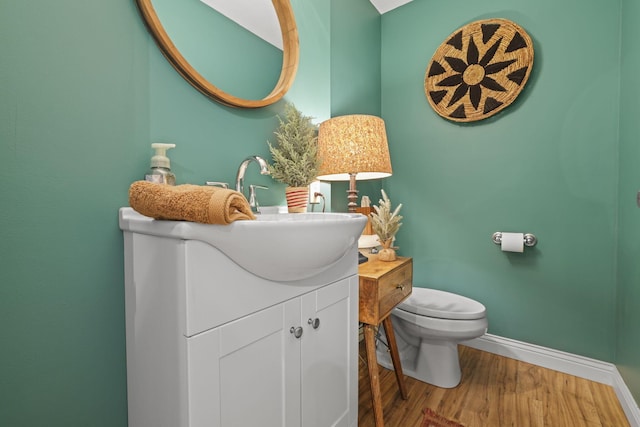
[330,0,381,116]
[618,0,640,403]
[2,0,639,425]
[1,2,141,425]
[0,0,332,425]
[380,0,621,362]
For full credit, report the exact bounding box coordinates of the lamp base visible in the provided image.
[347,173,358,213]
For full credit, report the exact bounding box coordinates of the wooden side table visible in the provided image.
[359,255,413,427]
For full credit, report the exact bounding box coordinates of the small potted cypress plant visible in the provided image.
[267,103,321,212]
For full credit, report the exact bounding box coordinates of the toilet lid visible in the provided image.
[397,287,486,320]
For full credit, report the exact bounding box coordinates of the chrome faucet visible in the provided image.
[235,155,270,196]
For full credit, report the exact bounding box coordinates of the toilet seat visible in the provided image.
[397,287,486,320]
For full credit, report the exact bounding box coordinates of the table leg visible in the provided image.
[382,316,408,399]
[363,323,384,427]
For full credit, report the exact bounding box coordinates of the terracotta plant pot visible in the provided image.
[285,187,309,213]
[378,238,397,262]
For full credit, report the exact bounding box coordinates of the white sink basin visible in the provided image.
[119,207,367,282]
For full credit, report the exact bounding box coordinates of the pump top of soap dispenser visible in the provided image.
[151,143,175,169]
[145,143,177,185]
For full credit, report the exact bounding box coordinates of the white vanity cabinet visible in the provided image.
[119,208,362,427]
[188,278,357,427]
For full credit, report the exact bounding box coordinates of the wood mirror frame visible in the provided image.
[135,0,300,108]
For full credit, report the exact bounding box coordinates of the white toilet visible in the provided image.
[377,287,488,388]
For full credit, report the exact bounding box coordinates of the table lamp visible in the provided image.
[316,115,392,212]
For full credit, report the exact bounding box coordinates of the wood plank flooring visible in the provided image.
[358,344,630,427]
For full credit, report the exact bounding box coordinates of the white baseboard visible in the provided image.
[463,334,640,427]
[613,369,640,427]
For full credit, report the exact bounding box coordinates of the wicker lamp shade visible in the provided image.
[425,18,534,122]
[317,115,392,181]
[317,115,392,212]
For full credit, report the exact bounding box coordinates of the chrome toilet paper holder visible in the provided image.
[491,232,537,247]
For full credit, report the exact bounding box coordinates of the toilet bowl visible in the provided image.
[376,287,488,388]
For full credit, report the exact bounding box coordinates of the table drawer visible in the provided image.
[378,263,412,319]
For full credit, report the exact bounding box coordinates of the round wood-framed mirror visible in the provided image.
[135,0,299,108]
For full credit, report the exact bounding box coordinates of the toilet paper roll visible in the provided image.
[501,232,524,253]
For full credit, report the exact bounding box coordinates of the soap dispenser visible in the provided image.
[145,143,176,185]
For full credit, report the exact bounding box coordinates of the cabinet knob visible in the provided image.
[289,326,303,338]
[396,284,405,291]
[308,318,320,329]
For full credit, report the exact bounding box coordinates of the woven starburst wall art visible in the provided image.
[425,18,534,122]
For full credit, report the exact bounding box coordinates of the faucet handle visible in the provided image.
[205,181,229,189]
[248,185,268,212]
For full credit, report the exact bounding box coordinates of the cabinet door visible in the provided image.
[187,300,302,427]
[300,277,358,427]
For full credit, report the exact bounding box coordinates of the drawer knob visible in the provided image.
[396,284,405,291]
[308,318,320,329]
[289,326,303,338]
